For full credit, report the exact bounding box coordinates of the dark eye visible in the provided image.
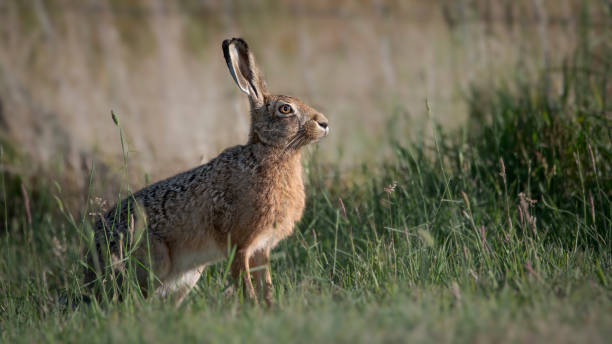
[278,104,293,115]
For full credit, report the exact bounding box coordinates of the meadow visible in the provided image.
[1,1,611,343]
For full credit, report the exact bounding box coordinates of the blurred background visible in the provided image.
[0,0,606,203]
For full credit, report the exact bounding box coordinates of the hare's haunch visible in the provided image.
[84,38,329,306]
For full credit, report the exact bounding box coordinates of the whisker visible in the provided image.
[283,131,303,153]
[290,134,306,151]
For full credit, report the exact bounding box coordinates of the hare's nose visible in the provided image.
[313,113,328,130]
[317,119,329,136]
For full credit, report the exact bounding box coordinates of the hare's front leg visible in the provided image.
[231,250,257,303]
[250,249,274,307]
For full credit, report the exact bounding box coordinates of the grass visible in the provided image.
[1,8,612,344]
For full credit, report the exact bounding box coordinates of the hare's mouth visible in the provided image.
[282,121,328,152]
[310,123,329,142]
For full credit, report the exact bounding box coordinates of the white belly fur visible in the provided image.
[248,231,278,256]
[156,267,203,298]
[157,230,280,297]
[160,239,225,294]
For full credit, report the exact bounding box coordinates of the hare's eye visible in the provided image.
[278,104,293,115]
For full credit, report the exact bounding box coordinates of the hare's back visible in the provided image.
[93,145,249,241]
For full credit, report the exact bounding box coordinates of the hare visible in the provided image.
[84,38,329,306]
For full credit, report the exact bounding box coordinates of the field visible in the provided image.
[1,1,611,343]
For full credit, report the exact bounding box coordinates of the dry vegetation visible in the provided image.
[0,0,592,196]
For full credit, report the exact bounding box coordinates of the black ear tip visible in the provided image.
[222,39,231,50]
[222,40,231,59]
[222,37,249,51]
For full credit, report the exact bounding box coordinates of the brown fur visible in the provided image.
[84,38,329,306]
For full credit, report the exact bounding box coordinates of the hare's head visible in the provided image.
[222,38,329,150]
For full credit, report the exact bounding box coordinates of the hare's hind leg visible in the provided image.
[135,235,172,297]
[250,249,273,307]
[231,250,257,303]
[164,266,204,306]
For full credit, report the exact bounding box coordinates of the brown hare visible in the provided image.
[84,38,329,306]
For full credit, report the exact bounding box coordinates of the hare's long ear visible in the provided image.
[222,38,267,106]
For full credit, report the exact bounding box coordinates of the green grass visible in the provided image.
[1,15,612,344]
